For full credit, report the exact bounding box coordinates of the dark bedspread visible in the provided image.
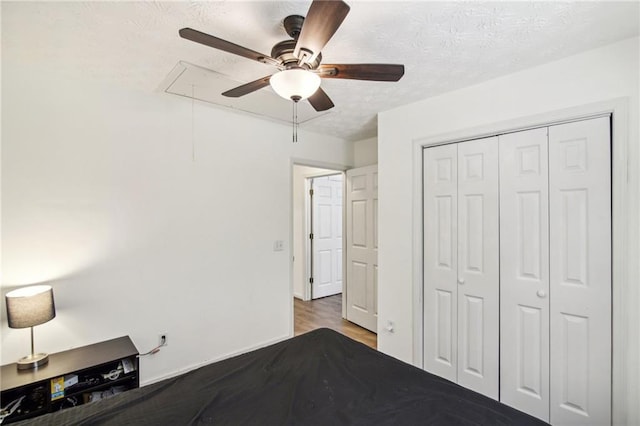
[17,328,548,425]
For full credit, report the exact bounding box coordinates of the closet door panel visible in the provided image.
[456,137,499,400]
[499,128,550,421]
[549,117,611,426]
[423,144,458,382]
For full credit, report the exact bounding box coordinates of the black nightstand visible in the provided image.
[1,336,139,424]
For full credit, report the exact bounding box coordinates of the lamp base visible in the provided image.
[16,353,49,370]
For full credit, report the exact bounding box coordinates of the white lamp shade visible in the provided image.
[6,285,56,329]
[270,69,321,101]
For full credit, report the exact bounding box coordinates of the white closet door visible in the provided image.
[549,117,611,425]
[346,165,378,332]
[423,144,458,382]
[456,137,500,400]
[499,128,550,420]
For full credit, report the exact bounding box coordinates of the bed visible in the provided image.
[15,328,547,425]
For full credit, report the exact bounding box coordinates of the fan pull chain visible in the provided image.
[292,101,299,143]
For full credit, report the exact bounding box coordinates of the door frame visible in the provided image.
[290,159,348,320]
[411,98,630,424]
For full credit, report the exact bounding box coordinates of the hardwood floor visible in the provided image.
[294,294,377,349]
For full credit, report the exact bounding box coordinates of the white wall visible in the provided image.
[352,137,378,167]
[378,37,639,424]
[0,61,353,384]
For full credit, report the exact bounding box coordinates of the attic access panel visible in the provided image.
[159,61,331,126]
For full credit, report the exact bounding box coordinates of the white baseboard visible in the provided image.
[141,333,291,387]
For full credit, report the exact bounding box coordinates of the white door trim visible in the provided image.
[411,98,631,425]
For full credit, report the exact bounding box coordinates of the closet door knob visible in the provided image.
[537,289,547,298]
[458,279,465,285]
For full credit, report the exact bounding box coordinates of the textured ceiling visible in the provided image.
[2,1,639,141]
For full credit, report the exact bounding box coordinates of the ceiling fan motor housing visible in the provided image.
[271,39,322,69]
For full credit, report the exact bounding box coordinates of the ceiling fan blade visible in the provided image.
[222,76,273,98]
[318,64,405,81]
[294,0,350,64]
[307,87,335,111]
[179,28,280,67]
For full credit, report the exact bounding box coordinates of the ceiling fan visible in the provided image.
[178,0,404,112]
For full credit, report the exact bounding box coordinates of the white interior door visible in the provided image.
[311,175,343,299]
[423,144,458,382]
[499,127,550,420]
[456,137,500,400]
[548,117,611,425]
[423,139,499,399]
[346,165,378,332]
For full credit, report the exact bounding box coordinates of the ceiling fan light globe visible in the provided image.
[270,69,321,101]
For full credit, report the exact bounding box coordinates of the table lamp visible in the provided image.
[5,285,56,370]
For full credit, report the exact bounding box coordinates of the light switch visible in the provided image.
[273,240,284,251]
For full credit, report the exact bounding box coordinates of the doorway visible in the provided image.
[292,164,343,302]
[291,163,377,348]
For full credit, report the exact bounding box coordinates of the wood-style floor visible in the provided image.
[294,294,377,349]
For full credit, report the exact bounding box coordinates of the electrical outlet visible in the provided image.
[159,333,168,346]
[385,321,394,333]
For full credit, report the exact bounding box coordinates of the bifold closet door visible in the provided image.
[456,138,499,399]
[499,127,550,421]
[423,143,458,382]
[548,117,611,425]
[499,117,611,425]
[423,138,499,399]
